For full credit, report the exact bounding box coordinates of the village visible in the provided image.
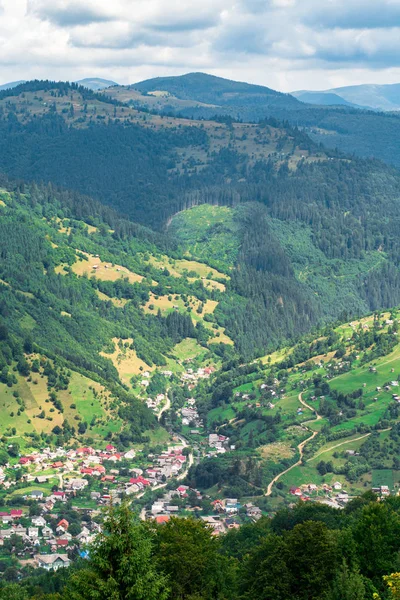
[0,388,246,574]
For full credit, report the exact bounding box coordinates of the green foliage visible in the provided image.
[66,505,169,600]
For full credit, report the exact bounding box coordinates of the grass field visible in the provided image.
[372,469,394,489]
[57,251,144,285]
[147,255,227,292]
[173,338,207,362]
[0,361,123,444]
[100,337,154,384]
[95,290,128,307]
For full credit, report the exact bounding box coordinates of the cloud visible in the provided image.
[28,0,113,26]
[0,0,400,91]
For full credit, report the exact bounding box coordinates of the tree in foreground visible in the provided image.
[65,504,169,600]
[154,517,236,599]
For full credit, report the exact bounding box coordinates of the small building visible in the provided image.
[36,554,70,571]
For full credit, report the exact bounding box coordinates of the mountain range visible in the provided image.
[293,82,400,112]
[0,77,118,91]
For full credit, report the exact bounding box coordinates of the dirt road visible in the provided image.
[265,393,320,496]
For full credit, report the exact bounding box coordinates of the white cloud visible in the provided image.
[0,0,399,91]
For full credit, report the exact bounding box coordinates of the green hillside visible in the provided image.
[125,72,400,168]
[0,179,244,451]
[186,307,400,506]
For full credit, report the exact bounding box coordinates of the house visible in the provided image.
[0,514,12,525]
[30,490,44,500]
[68,479,88,491]
[225,499,240,514]
[42,526,53,538]
[35,476,49,484]
[57,519,69,531]
[290,487,302,496]
[105,444,116,452]
[13,525,26,536]
[80,468,94,475]
[10,510,23,520]
[201,516,226,536]
[125,484,140,496]
[177,485,189,496]
[56,539,69,549]
[124,449,136,460]
[155,515,170,524]
[0,529,12,539]
[129,476,150,487]
[51,491,66,502]
[28,527,39,538]
[151,502,164,515]
[101,475,116,483]
[36,554,70,571]
[333,482,342,491]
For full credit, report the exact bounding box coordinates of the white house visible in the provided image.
[36,554,70,571]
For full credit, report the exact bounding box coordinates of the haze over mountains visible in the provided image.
[0,77,118,91]
[293,83,400,111]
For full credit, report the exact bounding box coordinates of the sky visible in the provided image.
[1,0,400,92]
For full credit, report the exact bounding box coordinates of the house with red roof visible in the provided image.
[129,476,150,487]
[10,509,23,519]
[80,468,94,475]
[51,491,66,501]
[105,444,116,452]
[52,461,64,469]
[76,448,93,456]
[56,539,69,548]
[101,475,116,483]
[19,457,31,465]
[57,519,69,530]
[93,465,106,474]
[155,515,170,524]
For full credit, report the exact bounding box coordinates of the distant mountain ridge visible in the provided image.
[0,80,26,91]
[292,90,368,109]
[293,83,400,111]
[75,77,118,90]
[0,77,118,92]
[133,72,301,109]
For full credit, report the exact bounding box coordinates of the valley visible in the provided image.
[2,77,400,589]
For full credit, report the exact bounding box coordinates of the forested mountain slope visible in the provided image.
[3,81,400,359]
[119,72,400,168]
[0,177,239,447]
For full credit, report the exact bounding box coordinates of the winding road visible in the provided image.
[265,393,321,496]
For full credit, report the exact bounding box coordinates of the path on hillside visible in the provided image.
[307,433,371,462]
[265,393,321,496]
[157,394,171,421]
[307,427,392,463]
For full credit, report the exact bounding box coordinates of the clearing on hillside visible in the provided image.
[100,338,154,384]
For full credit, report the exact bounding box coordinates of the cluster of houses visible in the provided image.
[0,509,102,571]
[146,393,166,411]
[17,444,135,473]
[0,440,194,570]
[181,366,215,390]
[289,482,352,508]
[208,433,232,454]
[181,399,203,428]
[145,486,262,532]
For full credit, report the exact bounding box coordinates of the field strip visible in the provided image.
[307,433,371,462]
